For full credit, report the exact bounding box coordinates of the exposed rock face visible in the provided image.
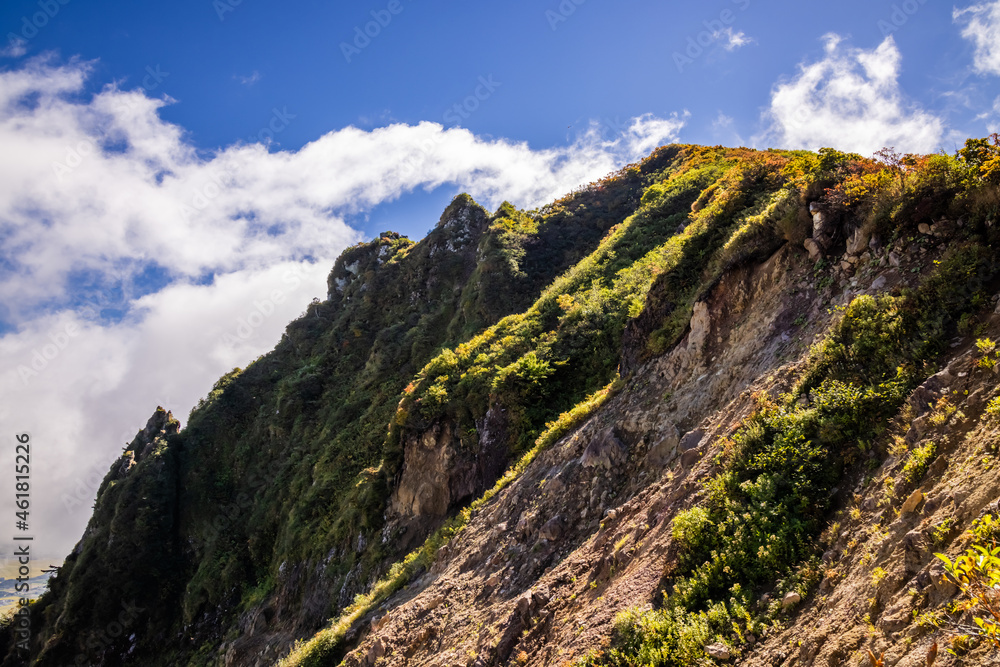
[810,201,832,249]
[845,227,870,256]
[476,404,510,493]
[388,421,476,545]
[333,218,1000,667]
[115,406,178,478]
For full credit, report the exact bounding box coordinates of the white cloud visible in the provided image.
[716,28,752,51]
[759,35,945,155]
[712,112,745,146]
[235,70,262,86]
[0,55,686,321]
[0,36,27,58]
[0,55,687,557]
[955,0,1000,76]
[973,95,1000,132]
[0,260,329,559]
[623,112,690,156]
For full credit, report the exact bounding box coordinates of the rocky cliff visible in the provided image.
[4,140,1000,667]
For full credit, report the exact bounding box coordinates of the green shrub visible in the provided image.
[671,507,712,549]
[902,441,937,485]
[598,236,999,665]
[987,397,1000,420]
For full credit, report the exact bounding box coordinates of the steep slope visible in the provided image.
[4,138,1000,667]
[280,142,1000,666]
[0,151,672,667]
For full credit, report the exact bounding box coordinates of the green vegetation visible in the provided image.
[937,515,1000,649]
[987,396,1000,420]
[12,137,1000,667]
[902,440,937,485]
[585,142,1000,665]
[401,146,807,466]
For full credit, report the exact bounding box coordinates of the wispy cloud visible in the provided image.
[758,35,945,155]
[954,0,1000,77]
[712,112,745,146]
[981,95,1000,132]
[0,54,687,556]
[717,27,752,51]
[0,37,27,58]
[235,70,262,86]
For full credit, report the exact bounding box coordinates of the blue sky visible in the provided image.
[6,1,997,200]
[0,0,999,558]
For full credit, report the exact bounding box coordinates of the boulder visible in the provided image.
[366,638,385,665]
[688,302,711,355]
[846,228,869,255]
[901,489,924,514]
[706,643,731,660]
[679,428,705,452]
[539,515,565,542]
[680,448,702,468]
[926,456,948,480]
[810,203,835,248]
[644,426,680,468]
[581,428,627,470]
[804,237,822,260]
[782,592,801,609]
[903,529,929,574]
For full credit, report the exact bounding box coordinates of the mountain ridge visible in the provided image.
[4,139,1000,667]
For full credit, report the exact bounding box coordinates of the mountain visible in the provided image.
[4,139,1000,667]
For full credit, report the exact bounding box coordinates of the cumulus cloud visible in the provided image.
[0,55,686,322]
[955,0,1000,76]
[759,35,945,155]
[0,54,687,558]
